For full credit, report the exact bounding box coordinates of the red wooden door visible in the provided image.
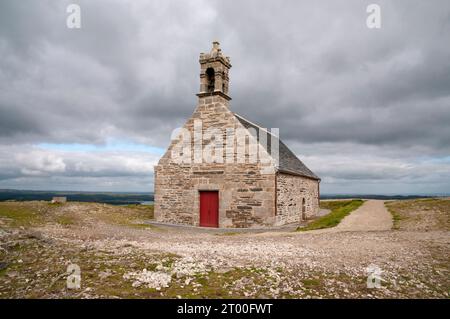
[199,191,219,227]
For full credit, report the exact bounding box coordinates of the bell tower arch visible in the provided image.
[197,41,232,101]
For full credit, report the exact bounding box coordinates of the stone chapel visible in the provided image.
[154,42,320,228]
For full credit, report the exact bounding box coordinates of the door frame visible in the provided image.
[199,190,219,228]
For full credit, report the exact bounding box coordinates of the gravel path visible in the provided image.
[313,200,393,233]
[335,200,393,231]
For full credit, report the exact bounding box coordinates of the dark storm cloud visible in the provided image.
[0,0,449,192]
[215,0,450,149]
[1,0,449,148]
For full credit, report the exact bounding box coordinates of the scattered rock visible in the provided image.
[0,262,8,271]
[98,270,112,280]
[25,231,42,240]
[123,269,172,290]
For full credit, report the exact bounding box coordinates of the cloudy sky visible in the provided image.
[0,0,449,194]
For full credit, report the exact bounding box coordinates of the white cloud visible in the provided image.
[0,144,159,191]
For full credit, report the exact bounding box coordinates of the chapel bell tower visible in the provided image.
[197,41,232,101]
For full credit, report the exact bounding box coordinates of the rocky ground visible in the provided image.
[0,199,448,299]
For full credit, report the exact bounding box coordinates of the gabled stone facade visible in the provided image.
[154,42,320,228]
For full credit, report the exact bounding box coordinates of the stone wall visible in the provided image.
[154,95,277,228]
[275,172,319,225]
[154,163,276,228]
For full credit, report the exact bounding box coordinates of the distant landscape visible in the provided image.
[0,189,153,205]
[0,189,446,205]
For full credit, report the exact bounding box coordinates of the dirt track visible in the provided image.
[313,200,393,233]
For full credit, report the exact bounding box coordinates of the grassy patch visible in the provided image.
[159,267,271,299]
[97,204,155,227]
[298,200,364,231]
[0,263,9,277]
[385,198,450,231]
[215,232,240,236]
[386,206,404,230]
[301,278,321,289]
[125,222,158,230]
[320,200,353,210]
[0,203,42,227]
[48,202,64,207]
[55,215,76,226]
[125,204,154,219]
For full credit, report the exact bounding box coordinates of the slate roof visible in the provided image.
[234,113,320,180]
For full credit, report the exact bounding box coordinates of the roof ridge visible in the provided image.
[233,113,279,138]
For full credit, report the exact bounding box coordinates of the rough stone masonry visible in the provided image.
[154,42,320,228]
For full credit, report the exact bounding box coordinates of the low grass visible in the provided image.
[0,201,156,231]
[0,263,8,277]
[48,202,64,207]
[0,203,42,227]
[215,232,240,236]
[126,222,156,229]
[95,204,155,227]
[1,233,271,298]
[301,278,321,288]
[298,200,364,231]
[387,207,404,230]
[55,215,76,226]
[159,267,271,299]
[319,200,352,210]
[385,198,450,231]
[125,204,154,219]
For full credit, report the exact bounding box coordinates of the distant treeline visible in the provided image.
[320,194,435,200]
[0,189,443,204]
[0,189,154,205]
